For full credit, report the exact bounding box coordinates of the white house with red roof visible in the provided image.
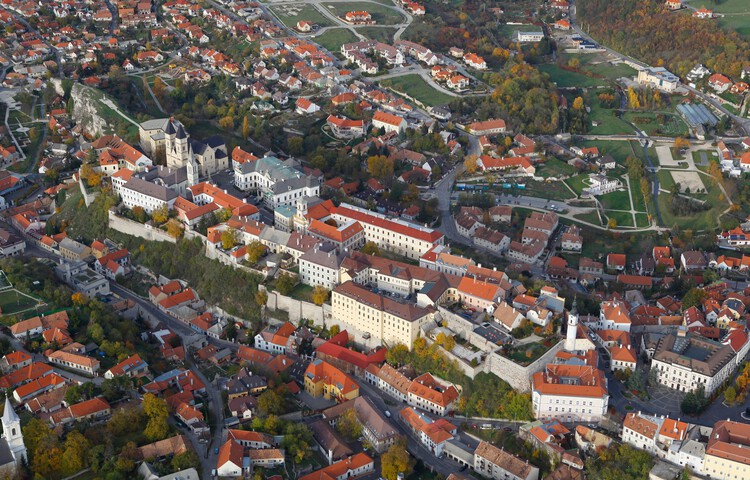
[296,97,320,115]
[372,110,407,134]
[104,354,149,379]
[708,73,732,93]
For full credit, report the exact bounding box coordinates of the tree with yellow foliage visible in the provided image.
[573,96,584,110]
[151,204,169,224]
[221,228,239,250]
[311,286,329,306]
[464,154,479,174]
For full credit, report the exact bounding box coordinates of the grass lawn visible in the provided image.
[357,26,397,43]
[605,209,634,227]
[313,28,359,52]
[538,63,606,88]
[565,173,590,196]
[706,0,749,13]
[599,189,631,211]
[323,2,405,24]
[578,139,634,164]
[503,342,551,365]
[288,283,313,302]
[270,5,335,29]
[656,174,729,231]
[515,179,576,201]
[583,60,636,80]
[381,74,455,107]
[657,170,676,192]
[629,174,648,212]
[587,101,632,136]
[635,213,650,227]
[623,111,689,137]
[8,130,44,174]
[573,211,603,226]
[538,158,577,178]
[0,289,42,316]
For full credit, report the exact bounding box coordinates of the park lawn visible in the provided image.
[537,63,605,88]
[707,0,749,13]
[0,289,41,316]
[578,139,633,164]
[323,2,405,24]
[270,5,335,29]
[623,111,689,138]
[656,170,675,192]
[357,26,397,43]
[573,211,603,226]
[516,179,575,202]
[605,209,634,227]
[382,74,454,107]
[565,173,590,197]
[656,174,729,231]
[314,28,359,52]
[538,158,577,178]
[599,189,631,211]
[628,174,648,212]
[587,100,632,136]
[635,213,650,228]
[582,61,636,80]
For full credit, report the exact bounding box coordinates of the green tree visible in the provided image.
[142,393,170,442]
[367,155,394,180]
[171,450,200,471]
[287,136,304,156]
[681,387,708,415]
[385,343,409,366]
[61,430,91,476]
[328,324,340,336]
[255,289,268,308]
[275,273,296,295]
[360,241,380,256]
[257,390,285,416]
[724,386,737,405]
[242,115,251,141]
[682,288,707,310]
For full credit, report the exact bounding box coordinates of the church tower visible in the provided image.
[565,297,579,352]
[187,154,199,187]
[2,396,26,465]
[165,120,191,170]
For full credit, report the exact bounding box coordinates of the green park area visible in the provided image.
[314,28,359,52]
[270,5,334,29]
[381,74,455,107]
[0,289,43,317]
[357,27,397,43]
[323,2,404,25]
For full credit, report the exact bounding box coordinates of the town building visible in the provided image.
[474,441,539,480]
[704,420,750,480]
[637,67,680,93]
[233,155,320,208]
[304,359,360,401]
[531,364,609,422]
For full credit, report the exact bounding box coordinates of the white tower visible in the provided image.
[565,297,579,352]
[187,155,199,187]
[2,396,26,465]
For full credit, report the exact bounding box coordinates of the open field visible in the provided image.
[605,209,634,227]
[381,74,454,106]
[270,5,335,29]
[599,189,631,211]
[656,174,729,231]
[0,289,43,316]
[515,180,576,202]
[623,111,689,138]
[323,2,405,25]
[357,26,397,43]
[587,100,632,136]
[538,63,606,88]
[313,28,359,52]
[564,173,590,197]
[538,158,577,178]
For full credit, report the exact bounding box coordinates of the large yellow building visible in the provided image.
[304,360,360,401]
[703,420,750,480]
[331,281,435,349]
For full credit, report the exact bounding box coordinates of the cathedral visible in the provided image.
[138,118,229,181]
[0,396,26,477]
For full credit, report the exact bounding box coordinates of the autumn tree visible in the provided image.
[152,77,166,101]
[572,96,584,110]
[724,386,737,405]
[674,137,690,150]
[61,430,91,476]
[627,87,640,109]
[567,58,580,69]
[385,343,409,366]
[255,289,268,307]
[143,393,170,442]
[608,218,617,229]
[328,324,340,337]
[242,115,250,141]
[311,286,329,306]
[132,206,149,223]
[221,228,239,250]
[464,154,479,174]
[257,390,285,416]
[367,155,394,180]
[336,408,362,440]
[151,204,169,224]
[381,438,414,480]
[444,335,455,351]
[166,219,184,238]
[246,241,266,264]
[216,207,233,223]
[435,332,446,345]
[219,115,234,129]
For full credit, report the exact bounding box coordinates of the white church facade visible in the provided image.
[0,397,27,477]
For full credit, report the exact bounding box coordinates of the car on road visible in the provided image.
[480,424,492,430]
[214,447,219,454]
[384,410,391,417]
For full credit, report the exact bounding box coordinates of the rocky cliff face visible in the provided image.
[69,83,110,138]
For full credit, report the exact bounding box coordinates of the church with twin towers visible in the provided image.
[138,117,230,185]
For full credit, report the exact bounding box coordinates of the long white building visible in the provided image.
[332,204,444,260]
[233,155,320,208]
